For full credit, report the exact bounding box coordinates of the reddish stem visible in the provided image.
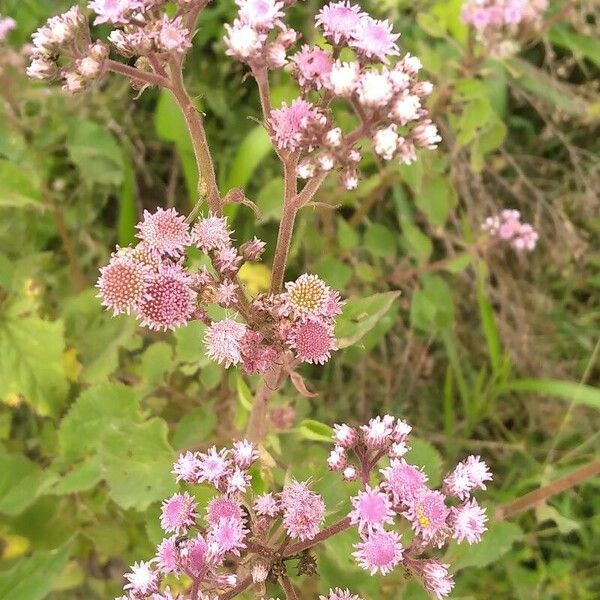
[105,59,170,88]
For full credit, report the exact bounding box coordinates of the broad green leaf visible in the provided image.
[404,437,442,487]
[101,418,176,510]
[175,321,208,364]
[59,383,140,460]
[415,176,456,227]
[256,176,284,222]
[448,521,522,570]
[0,545,70,600]
[154,90,193,145]
[410,275,455,332]
[140,341,173,389]
[172,406,217,450]
[336,292,401,349]
[0,316,68,416]
[337,217,359,250]
[225,126,272,190]
[0,160,42,208]
[67,120,124,186]
[295,419,332,443]
[401,221,433,263]
[314,256,353,289]
[364,223,397,259]
[0,451,56,516]
[499,378,600,410]
[550,24,600,69]
[50,457,102,495]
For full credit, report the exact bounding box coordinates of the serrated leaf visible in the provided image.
[59,383,140,460]
[0,316,68,416]
[49,457,102,495]
[336,292,401,349]
[0,545,70,600]
[101,418,177,510]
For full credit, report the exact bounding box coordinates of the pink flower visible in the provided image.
[240,331,278,375]
[136,208,189,256]
[160,492,198,534]
[353,530,403,575]
[180,535,210,578]
[172,451,200,483]
[463,455,493,491]
[236,0,284,30]
[349,485,395,534]
[216,281,239,307]
[280,480,326,541]
[283,274,332,319]
[138,266,196,331]
[253,493,280,517]
[240,237,266,261]
[292,45,333,89]
[404,490,449,546]
[197,446,231,486]
[316,1,365,44]
[192,213,232,252]
[97,255,150,316]
[226,466,251,494]
[357,70,394,108]
[224,19,267,61]
[361,415,395,449]
[327,446,346,471]
[420,560,454,599]
[123,561,158,596]
[204,318,247,367]
[320,589,363,600]
[381,458,429,505]
[208,516,248,556]
[326,60,360,96]
[155,15,191,53]
[450,498,488,544]
[232,440,259,469]
[214,247,243,276]
[155,536,179,574]
[443,461,473,500]
[0,16,16,42]
[269,99,323,152]
[88,0,141,25]
[350,17,400,63]
[333,423,358,448]
[206,496,244,526]
[288,319,337,365]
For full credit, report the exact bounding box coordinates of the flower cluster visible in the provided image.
[224,0,440,190]
[461,0,548,56]
[117,439,330,599]
[328,417,492,598]
[482,209,539,252]
[0,14,15,43]
[97,208,341,370]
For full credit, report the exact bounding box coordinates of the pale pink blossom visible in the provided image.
[353,530,403,575]
[350,17,400,63]
[316,1,365,44]
[450,498,488,544]
[160,492,198,534]
[136,208,190,256]
[349,485,395,534]
[204,318,247,368]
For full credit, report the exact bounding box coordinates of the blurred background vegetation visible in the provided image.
[0,0,599,598]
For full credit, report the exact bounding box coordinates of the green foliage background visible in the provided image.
[0,0,599,598]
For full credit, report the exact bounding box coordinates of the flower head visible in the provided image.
[404,490,449,546]
[88,0,141,25]
[156,15,191,53]
[160,492,198,534]
[208,516,248,556]
[172,451,200,483]
[381,458,429,505]
[361,415,395,449]
[254,493,280,517]
[292,45,333,89]
[353,530,403,575]
[138,266,196,331]
[232,440,259,469]
[420,560,454,599]
[205,318,247,367]
[349,485,395,534]
[192,213,232,252]
[350,17,400,63]
[206,496,244,526]
[320,589,364,600]
[283,274,331,319]
[97,255,150,315]
[197,446,231,486]
[269,99,323,152]
[316,1,365,44]
[287,318,337,365]
[136,208,190,256]
[450,498,488,544]
[236,0,284,31]
[224,19,267,60]
[124,561,158,596]
[156,536,179,574]
[280,480,326,541]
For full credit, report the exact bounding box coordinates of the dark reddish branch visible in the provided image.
[105,59,170,88]
[494,458,600,521]
[218,575,253,600]
[279,574,300,600]
[284,517,352,556]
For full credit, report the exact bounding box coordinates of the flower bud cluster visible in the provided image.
[25,6,110,92]
[327,417,492,598]
[117,439,328,599]
[482,209,539,252]
[461,0,548,56]
[225,1,440,191]
[97,208,342,371]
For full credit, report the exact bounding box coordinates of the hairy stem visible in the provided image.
[168,57,221,217]
[218,575,253,600]
[246,366,282,443]
[105,59,170,88]
[279,574,299,600]
[494,458,600,521]
[284,517,352,556]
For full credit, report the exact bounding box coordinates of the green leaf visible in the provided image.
[296,419,332,443]
[415,176,456,227]
[448,521,522,570]
[404,437,442,487]
[0,451,56,516]
[175,321,208,364]
[416,12,446,38]
[0,545,70,600]
[314,256,353,289]
[50,457,102,495]
[140,341,173,389]
[101,419,177,510]
[364,223,397,259]
[499,378,600,410]
[172,406,217,450]
[550,24,600,69]
[225,126,272,190]
[0,160,42,208]
[0,316,67,417]
[401,221,433,263]
[67,120,124,186]
[118,149,137,246]
[337,217,359,251]
[336,292,401,349]
[59,383,140,460]
[256,177,284,222]
[410,275,455,332]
